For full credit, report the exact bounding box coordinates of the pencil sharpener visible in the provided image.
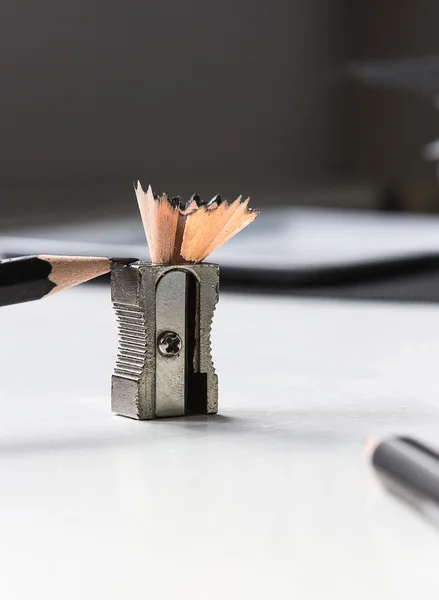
[110,261,219,419]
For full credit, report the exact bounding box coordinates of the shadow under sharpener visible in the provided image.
[111,261,219,420]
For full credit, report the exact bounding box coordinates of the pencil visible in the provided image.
[369,436,439,505]
[0,255,136,308]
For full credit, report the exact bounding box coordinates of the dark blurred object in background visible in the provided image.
[348,55,439,95]
[348,53,439,211]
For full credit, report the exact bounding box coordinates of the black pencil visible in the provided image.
[369,436,439,506]
[0,255,136,308]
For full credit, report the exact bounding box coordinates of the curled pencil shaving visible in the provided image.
[135,182,259,264]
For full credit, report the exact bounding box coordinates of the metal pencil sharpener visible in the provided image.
[110,261,219,419]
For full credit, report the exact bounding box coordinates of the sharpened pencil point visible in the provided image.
[38,255,113,295]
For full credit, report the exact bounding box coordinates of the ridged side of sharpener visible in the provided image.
[110,261,155,420]
[113,303,146,380]
[193,263,219,414]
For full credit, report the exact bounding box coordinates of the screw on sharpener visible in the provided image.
[157,331,182,357]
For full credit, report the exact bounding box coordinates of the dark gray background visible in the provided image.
[0,0,438,226]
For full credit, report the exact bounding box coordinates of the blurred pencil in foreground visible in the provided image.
[0,255,135,307]
[369,436,439,523]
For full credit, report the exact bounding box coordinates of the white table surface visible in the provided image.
[1,286,439,599]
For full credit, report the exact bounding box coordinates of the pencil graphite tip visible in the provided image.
[110,257,138,266]
[192,193,204,206]
[179,193,204,214]
[206,194,222,207]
